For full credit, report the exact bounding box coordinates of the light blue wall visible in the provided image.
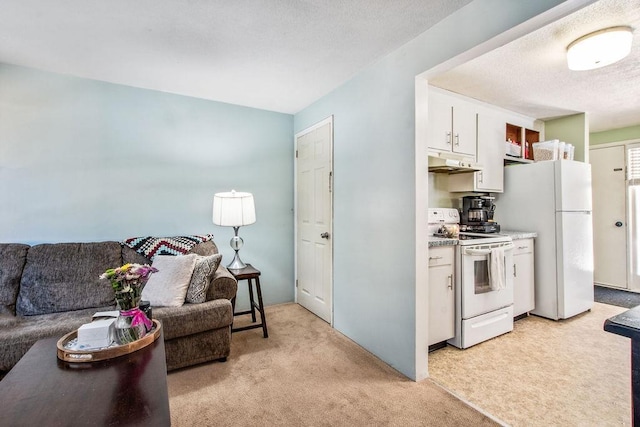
[0,63,294,307]
[294,0,571,379]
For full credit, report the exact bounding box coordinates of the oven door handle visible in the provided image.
[464,244,514,256]
[464,248,491,256]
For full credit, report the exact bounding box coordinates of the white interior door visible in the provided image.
[295,117,333,323]
[590,145,627,289]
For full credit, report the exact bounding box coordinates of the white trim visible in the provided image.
[414,76,430,381]
[293,115,334,325]
[626,143,640,291]
[294,116,334,139]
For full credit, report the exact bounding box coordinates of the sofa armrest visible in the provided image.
[207,266,237,301]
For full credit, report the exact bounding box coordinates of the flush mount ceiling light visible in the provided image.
[566,26,633,71]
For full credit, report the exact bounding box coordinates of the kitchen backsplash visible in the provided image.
[429,173,480,208]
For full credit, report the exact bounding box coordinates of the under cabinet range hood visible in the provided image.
[428,152,483,174]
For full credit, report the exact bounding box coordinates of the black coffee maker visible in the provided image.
[460,195,500,233]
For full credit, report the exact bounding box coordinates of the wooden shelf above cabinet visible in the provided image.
[524,128,540,161]
[506,123,522,145]
[506,123,540,161]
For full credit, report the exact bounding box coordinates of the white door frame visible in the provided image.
[628,141,640,291]
[294,115,334,325]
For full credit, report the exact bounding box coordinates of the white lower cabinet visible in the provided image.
[428,246,455,346]
[513,238,535,317]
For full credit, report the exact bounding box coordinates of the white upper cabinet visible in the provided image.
[476,109,504,192]
[449,107,504,192]
[431,85,544,194]
[428,87,477,159]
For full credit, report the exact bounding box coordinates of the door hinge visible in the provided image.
[296,279,298,288]
[329,171,333,193]
[296,150,298,158]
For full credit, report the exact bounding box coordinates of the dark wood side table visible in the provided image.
[0,332,170,426]
[230,264,268,338]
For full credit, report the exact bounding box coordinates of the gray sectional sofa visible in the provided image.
[0,239,237,374]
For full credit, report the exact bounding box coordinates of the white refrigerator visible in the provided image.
[495,160,594,320]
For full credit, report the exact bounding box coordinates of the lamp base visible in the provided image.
[227,228,247,270]
[227,251,247,270]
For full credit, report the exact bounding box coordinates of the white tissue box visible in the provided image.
[77,318,116,349]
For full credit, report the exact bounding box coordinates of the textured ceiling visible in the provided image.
[430,0,640,133]
[0,0,472,114]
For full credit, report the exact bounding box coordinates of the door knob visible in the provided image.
[615,221,623,227]
[320,232,330,239]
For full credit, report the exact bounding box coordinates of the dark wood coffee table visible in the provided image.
[0,332,170,426]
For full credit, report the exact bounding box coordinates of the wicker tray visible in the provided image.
[56,319,161,363]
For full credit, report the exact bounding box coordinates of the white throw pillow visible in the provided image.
[141,254,198,307]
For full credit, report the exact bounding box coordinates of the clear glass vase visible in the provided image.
[114,310,147,345]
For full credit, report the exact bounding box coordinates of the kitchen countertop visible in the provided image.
[428,230,537,247]
[428,237,458,247]
[499,230,538,240]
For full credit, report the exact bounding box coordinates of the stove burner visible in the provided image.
[458,234,490,240]
[460,222,501,233]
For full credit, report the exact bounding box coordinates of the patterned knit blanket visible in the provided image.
[122,234,213,261]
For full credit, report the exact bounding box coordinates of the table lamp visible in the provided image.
[212,190,256,270]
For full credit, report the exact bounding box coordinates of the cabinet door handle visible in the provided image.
[446,131,451,145]
[429,256,443,260]
[513,263,517,277]
[517,246,527,250]
[454,133,460,146]
[447,274,453,289]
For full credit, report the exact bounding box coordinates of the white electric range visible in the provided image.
[428,208,514,348]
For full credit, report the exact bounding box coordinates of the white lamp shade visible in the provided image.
[567,26,633,71]
[212,191,256,227]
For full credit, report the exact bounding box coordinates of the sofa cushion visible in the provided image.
[0,313,19,328]
[186,254,222,304]
[153,299,233,340]
[0,306,113,371]
[141,254,197,307]
[17,242,122,316]
[0,244,30,315]
[188,240,219,256]
[121,245,151,266]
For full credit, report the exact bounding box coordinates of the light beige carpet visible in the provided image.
[168,303,498,426]
[428,302,631,427]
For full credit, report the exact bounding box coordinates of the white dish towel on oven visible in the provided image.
[489,247,506,290]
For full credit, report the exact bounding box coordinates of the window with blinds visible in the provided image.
[628,144,640,185]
